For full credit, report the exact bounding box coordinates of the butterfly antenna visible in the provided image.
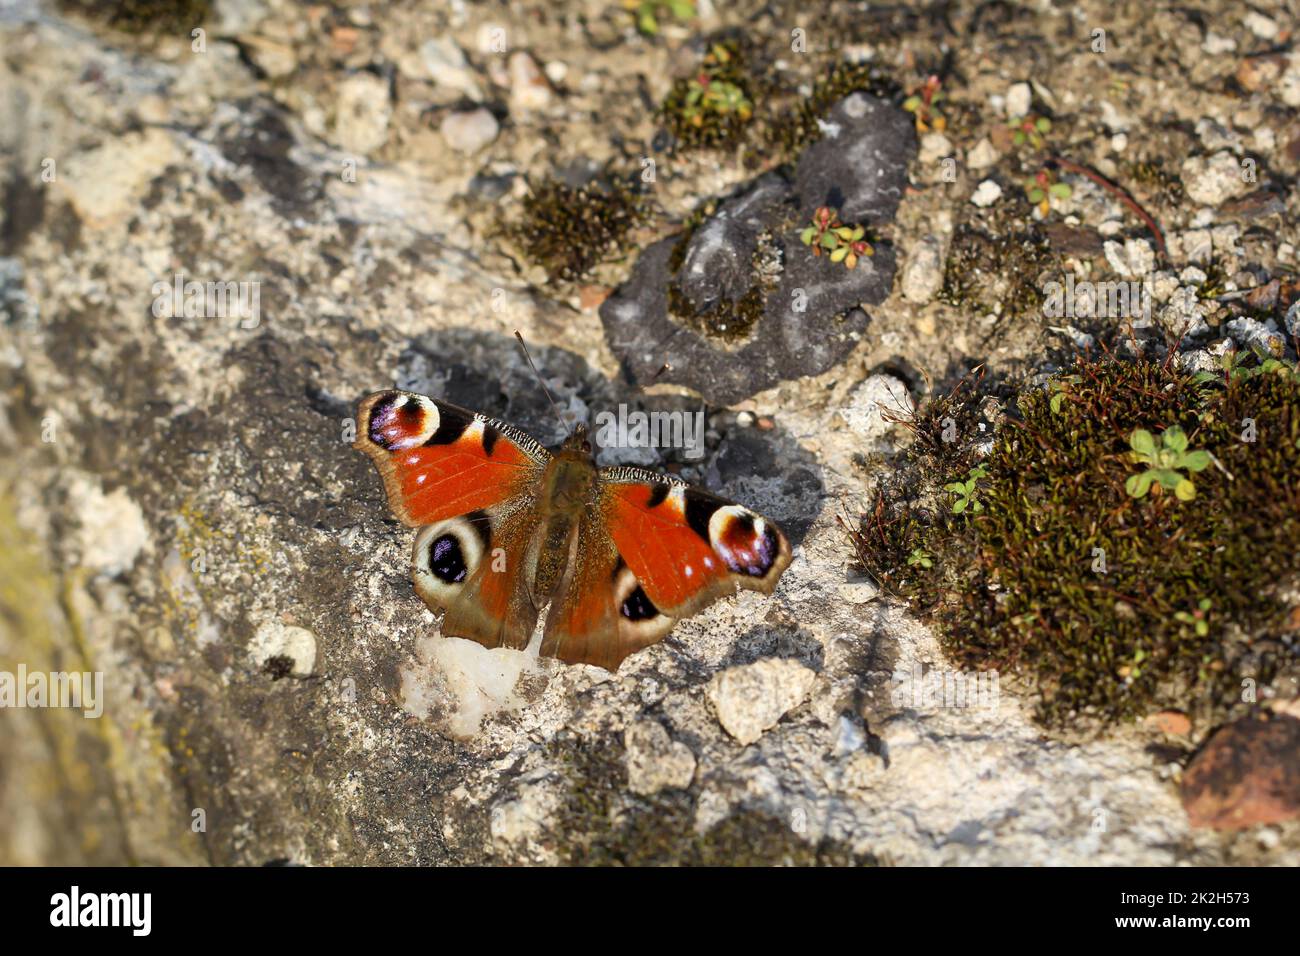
[513,331,570,436]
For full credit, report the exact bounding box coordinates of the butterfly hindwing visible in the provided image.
[540,513,677,671]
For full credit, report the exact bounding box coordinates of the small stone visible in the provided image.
[965,138,999,170]
[624,721,696,795]
[1201,32,1237,55]
[1281,52,1300,107]
[440,108,499,154]
[507,51,552,112]
[1005,81,1032,118]
[241,35,298,79]
[1181,151,1252,206]
[334,72,391,155]
[1099,100,1132,133]
[839,374,914,447]
[970,179,1002,207]
[1182,713,1300,830]
[1243,11,1279,40]
[901,235,944,303]
[707,658,816,746]
[1237,55,1283,93]
[1145,710,1191,735]
[1103,238,1155,278]
[421,38,482,99]
[249,621,317,677]
[918,131,953,165]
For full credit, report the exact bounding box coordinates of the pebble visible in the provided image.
[1005,81,1032,118]
[421,37,482,98]
[707,658,816,746]
[249,621,318,677]
[335,72,391,155]
[1201,32,1237,55]
[1182,713,1300,830]
[970,179,1002,207]
[624,721,696,795]
[965,138,999,170]
[1180,151,1252,206]
[440,108,499,154]
[1243,11,1279,40]
[839,374,914,445]
[507,51,552,112]
[918,131,953,165]
[901,235,945,304]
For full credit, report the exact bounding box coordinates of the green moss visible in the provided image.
[546,732,878,866]
[60,0,210,34]
[763,61,898,157]
[506,178,648,284]
[939,224,1055,323]
[852,353,1300,728]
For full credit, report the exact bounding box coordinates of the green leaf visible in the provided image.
[800,226,817,245]
[1129,429,1156,458]
[1125,472,1153,498]
[902,96,921,112]
[1050,392,1064,414]
[943,482,965,493]
[820,233,838,249]
[1027,188,1045,203]
[1035,117,1051,132]
[1013,131,1026,145]
[1181,450,1211,472]
[952,498,967,514]
[1162,426,1188,453]
[1175,478,1196,501]
[1049,182,1072,198]
[829,245,849,263]
[1154,469,1183,490]
[971,501,984,513]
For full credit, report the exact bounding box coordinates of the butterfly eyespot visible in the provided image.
[429,535,468,583]
[620,585,660,622]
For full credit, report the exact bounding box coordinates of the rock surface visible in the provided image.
[1,0,1297,868]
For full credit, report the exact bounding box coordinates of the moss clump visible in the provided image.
[939,224,1055,325]
[663,224,778,343]
[764,61,898,157]
[660,39,762,152]
[852,351,1300,728]
[60,0,210,34]
[507,178,648,284]
[546,732,878,866]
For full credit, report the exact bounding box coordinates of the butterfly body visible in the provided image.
[355,390,792,670]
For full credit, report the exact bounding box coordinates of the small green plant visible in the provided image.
[1023,168,1072,216]
[906,547,934,569]
[627,0,695,36]
[944,464,988,514]
[901,75,946,133]
[1048,373,1082,414]
[800,207,874,269]
[1009,114,1052,150]
[679,44,753,128]
[1124,426,1210,501]
[660,40,757,150]
[1174,598,1213,637]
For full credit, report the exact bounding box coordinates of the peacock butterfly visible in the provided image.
[353,387,793,671]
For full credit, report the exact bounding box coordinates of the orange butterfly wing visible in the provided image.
[355,390,550,650]
[537,468,793,670]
